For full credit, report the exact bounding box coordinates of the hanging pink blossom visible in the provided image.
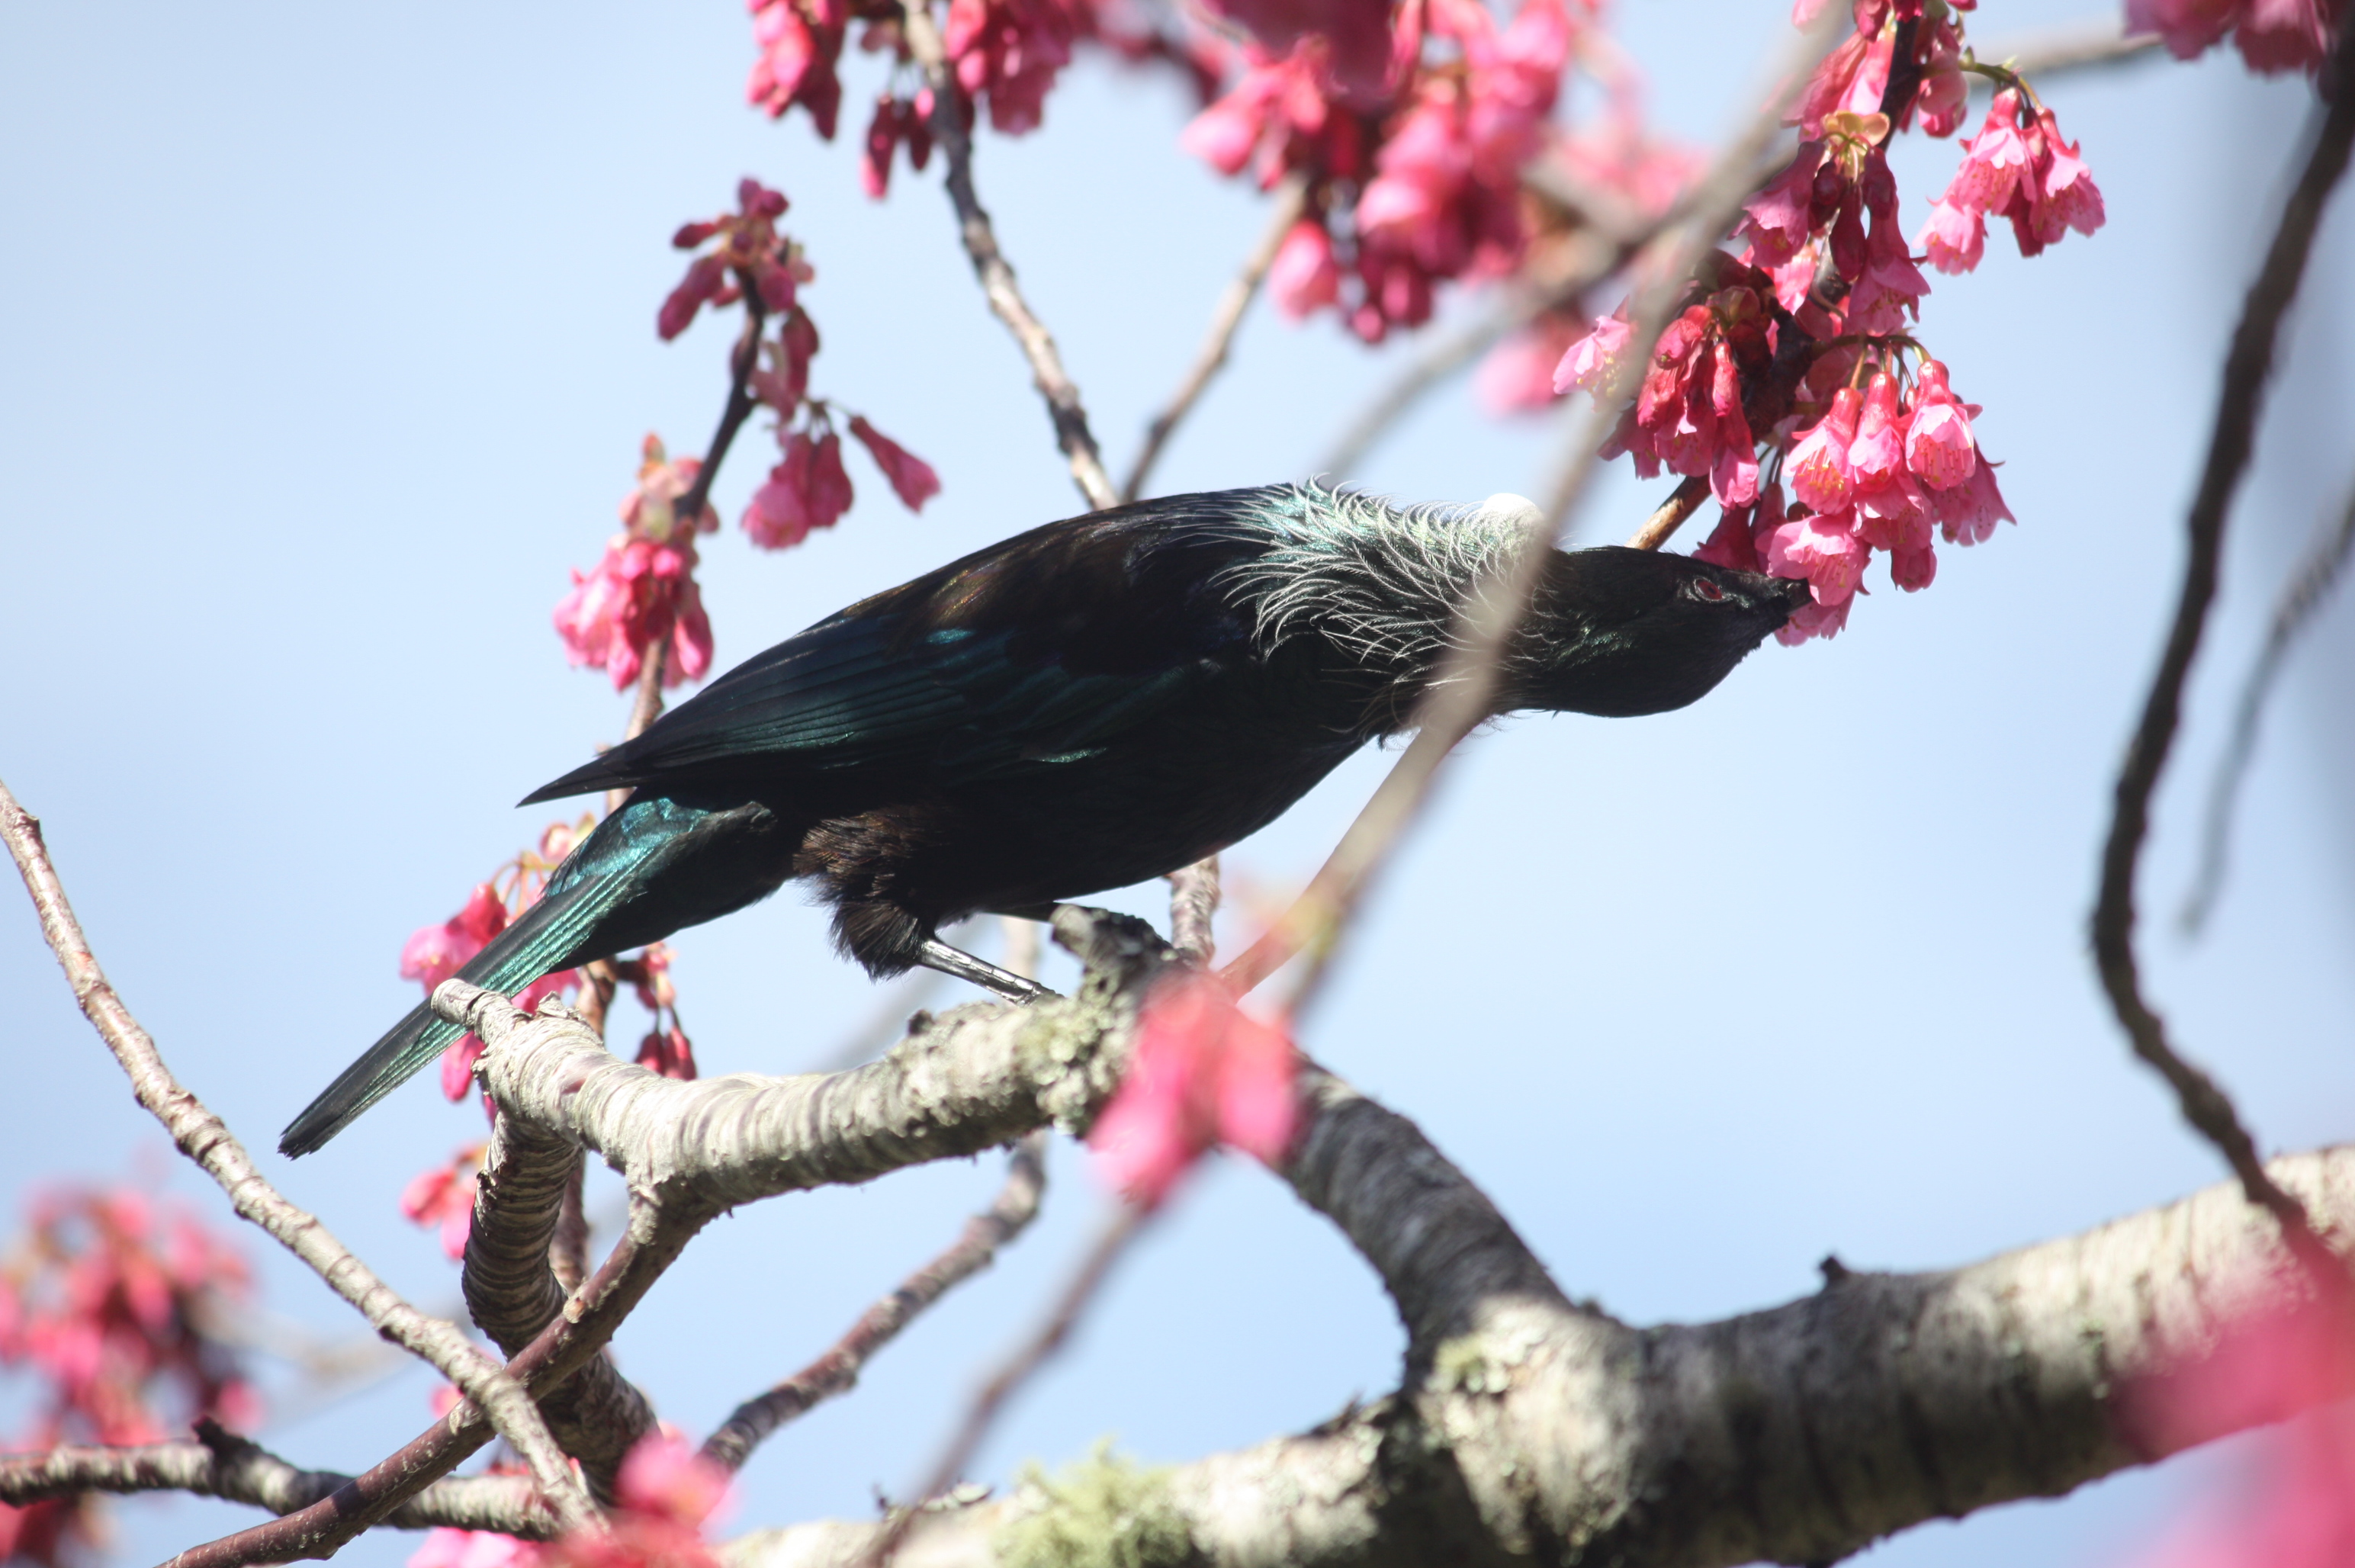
[747,0,846,136]
[1268,218,1341,319]
[399,884,507,994]
[659,180,806,341]
[744,429,855,549]
[555,437,717,690]
[2126,0,2344,74]
[1786,385,1864,515]
[847,415,941,510]
[1088,971,1300,1206]
[398,1149,483,1261]
[635,1027,699,1081]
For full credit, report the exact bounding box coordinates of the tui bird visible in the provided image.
[281,484,1807,1155]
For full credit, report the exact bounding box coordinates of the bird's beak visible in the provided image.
[1772,576,1813,615]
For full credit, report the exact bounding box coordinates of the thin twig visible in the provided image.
[1626,475,1711,551]
[1122,176,1309,503]
[2181,471,2355,934]
[2090,24,2355,1259]
[901,0,1118,511]
[1976,21,2165,82]
[162,1221,692,1568]
[0,779,600,1541]
[0,1424,559,1538]
[869,1203,1150,1566]
[701,1135,1049,1472]
[1220,6,1850,1006]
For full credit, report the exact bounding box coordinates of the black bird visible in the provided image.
[281,484,1805,1155]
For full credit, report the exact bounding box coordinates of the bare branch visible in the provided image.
[901,2,1118,510]
[2181,466,2355,933]
[165,1218,694,1568]
[702,1136,1049,1473]
[0,1425,557,1539]
[727,1145,2355,1568]
[2090,23,2355,1255]
[0,779,599,1540]
[1976,20,2167,82]
[877,1203,1149,1566]
[429,906,1170,1213]
[1121,176,1309,503]
[1220,7,1850,1005]
[1625,474,1711,551]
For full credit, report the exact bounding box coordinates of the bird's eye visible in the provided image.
[1688,577,1727,603]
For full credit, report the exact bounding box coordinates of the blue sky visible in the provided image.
[2,4,2350,1565]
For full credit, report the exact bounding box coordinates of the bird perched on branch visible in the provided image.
[282,484,1805,1155]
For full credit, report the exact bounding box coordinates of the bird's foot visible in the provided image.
[916,937,1057,1003]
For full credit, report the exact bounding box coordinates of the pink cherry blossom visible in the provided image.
[1196,0,1393,101]
[659,180,805,341]
[2126,0,2344,74]
[398,1149,481,1261]
[1904,360,1979,489]
[1088,971,1300,1207]
[1791,21,1892,137]
[410,1528,545,1568]
[1846,372,1904,492]
[847,415,941,511]
[1916,198,1984,274]
[557,437,718,690]
[1930,453,2014,545]
[1786,385,1864,515]
[1764,506,1869,609]
[1268,218,1341,319]
[1552,306,1634,399]
[744,428,855,549]
[399,883,506,994]
[747,0,845,137]
[635,1027,699,1081]
[617,1431,734,1527]
[1476,313,1582,413]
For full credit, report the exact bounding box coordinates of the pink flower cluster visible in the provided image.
[410,1432,734,1568]
[2127,0,2345,76]
[1570,273,1774,509]
[1087,972,1300,1206]
[1736,111,1927,335]
[554,435,718,692]
[0,1190,253,1564]
[1916,90,2104,274]
[1545,0,2081,643]
[659,179,810,342]
[1696,360,2010,641]
[399,1145,484,1261]
[753,0,1151,163]
[1189,0,1582,342]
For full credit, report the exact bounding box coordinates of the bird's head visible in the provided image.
[1510,546,1811,718]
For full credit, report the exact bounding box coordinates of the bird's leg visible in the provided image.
[916,937,1057,1003]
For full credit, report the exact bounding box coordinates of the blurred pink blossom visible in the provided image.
[398,1149,482,1261]
[1088,972,1300,1206]
[847,415,941,510]
[2126,0,2344,74]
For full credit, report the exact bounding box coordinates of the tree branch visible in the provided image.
[0,1425,558,1539]
[0,778,599,1541]
[1121,176,1308,503]
[2180,464,2355,933]
[726,1145,2355,1568]
[2090,21,2355,1255]
[702,1134,1049,1473]
[901,2,1118,511]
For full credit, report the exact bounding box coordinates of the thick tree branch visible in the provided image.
[725,1146,2355,1568]
[1122,176,1309,503]
[901,2,1118,510]
[0,779,598,1540]
[432,907,1169,1213]
[2090,22,2355,1251]
[464,1113,658,1498]
[702,1135,1049,1473]
[0,1426,557,1539]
